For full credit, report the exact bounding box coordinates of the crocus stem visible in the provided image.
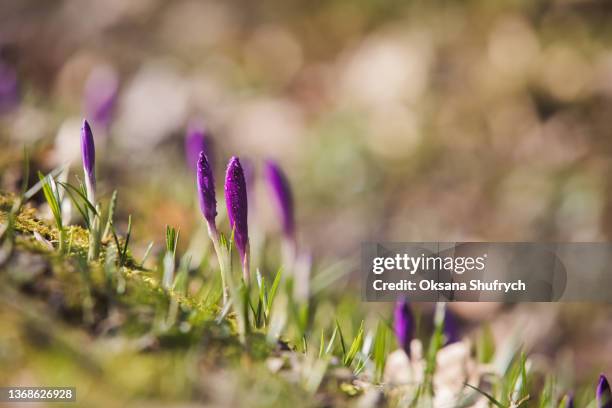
[88,204,101,261]
[85,176,95,212]
[242,245,250,283]
[208,226,228,305]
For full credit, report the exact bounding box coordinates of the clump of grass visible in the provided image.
[38,171,66,253]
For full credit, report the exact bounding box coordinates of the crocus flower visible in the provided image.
[197,151,217,236]
[394,298,414,356]
[81,119,96,203]
[0,61,19,114]
[443,308,460,345]
[598,374,611,408]
[225,156,250,281]
[185,121,213,173]
[264,160,295,241]
[83,65,118,131]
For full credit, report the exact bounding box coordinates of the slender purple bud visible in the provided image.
[598,374,611,408]
[83,66,118,130]
[394,298,414,356]
[81,119,96,201]
[0,61,19,114]
[197,151,217,234]
[443,308,460,345]
[185,121,213,173]
[225,157,249,280]
[264,160,295,240]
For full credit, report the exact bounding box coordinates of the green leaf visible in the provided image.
[38,171,62,229]
[140,241,154,267]
[373,321,388,382]
[343,320,364,366]
[57,181,98,218]
[477,324,495,363]
[335,320,347,359]
[120,215,132,266]
[318,329,325,359]
[325,325,338,356]
[464,384,505,408]
[266,267,282,316]
[26,165,65,200]
[103,190,118,239]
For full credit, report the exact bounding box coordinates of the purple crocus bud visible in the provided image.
[598,374,611,408]
[185,121,213,173]
[225,156,250,281]
[443,308,460,345]
[81,119,96,203]
[197,151,217,236]
[0,61,19,114]
[264,160,295,240]
[84,66,118,131]
[394,298,414,356]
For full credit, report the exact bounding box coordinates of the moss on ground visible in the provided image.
[0,191,316,407]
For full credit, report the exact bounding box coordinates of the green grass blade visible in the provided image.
[120,215,132,265]
[335,320,347,358]
[373,321,387,382]
[325,325,338,356]
[464,384,505,408]
[38,171,62,228]
[318,330,325,359]
[140,241,154,267]
[57,181,98,216]
[266,267,282,315]
[343,321,364,366]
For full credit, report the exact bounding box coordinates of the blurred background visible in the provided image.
[1,0,612,389]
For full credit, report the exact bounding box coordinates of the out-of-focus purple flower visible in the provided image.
[394,298,414,356]
[81,119,96,201]
[564,393,574,408]
[197,151,217,235]
[225,156,250,280]
[185,121,213,173]
[83,66,118,130]
[0,61,19,114]
[264,160,295,240]
[598,374,611,408]
[443,308,460,345]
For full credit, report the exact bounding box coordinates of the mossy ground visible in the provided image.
[0,192,338,407]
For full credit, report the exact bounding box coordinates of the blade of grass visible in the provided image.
[140,241,154,267]
[25,165,65,201]
[373,321,388,383]
[464,384,505,408]
[343,320,365,366]
[103,190,118,239]
[120,215,132,266]
[57,181,98,216]
[325,325,338,356]
[335,320,347,359]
